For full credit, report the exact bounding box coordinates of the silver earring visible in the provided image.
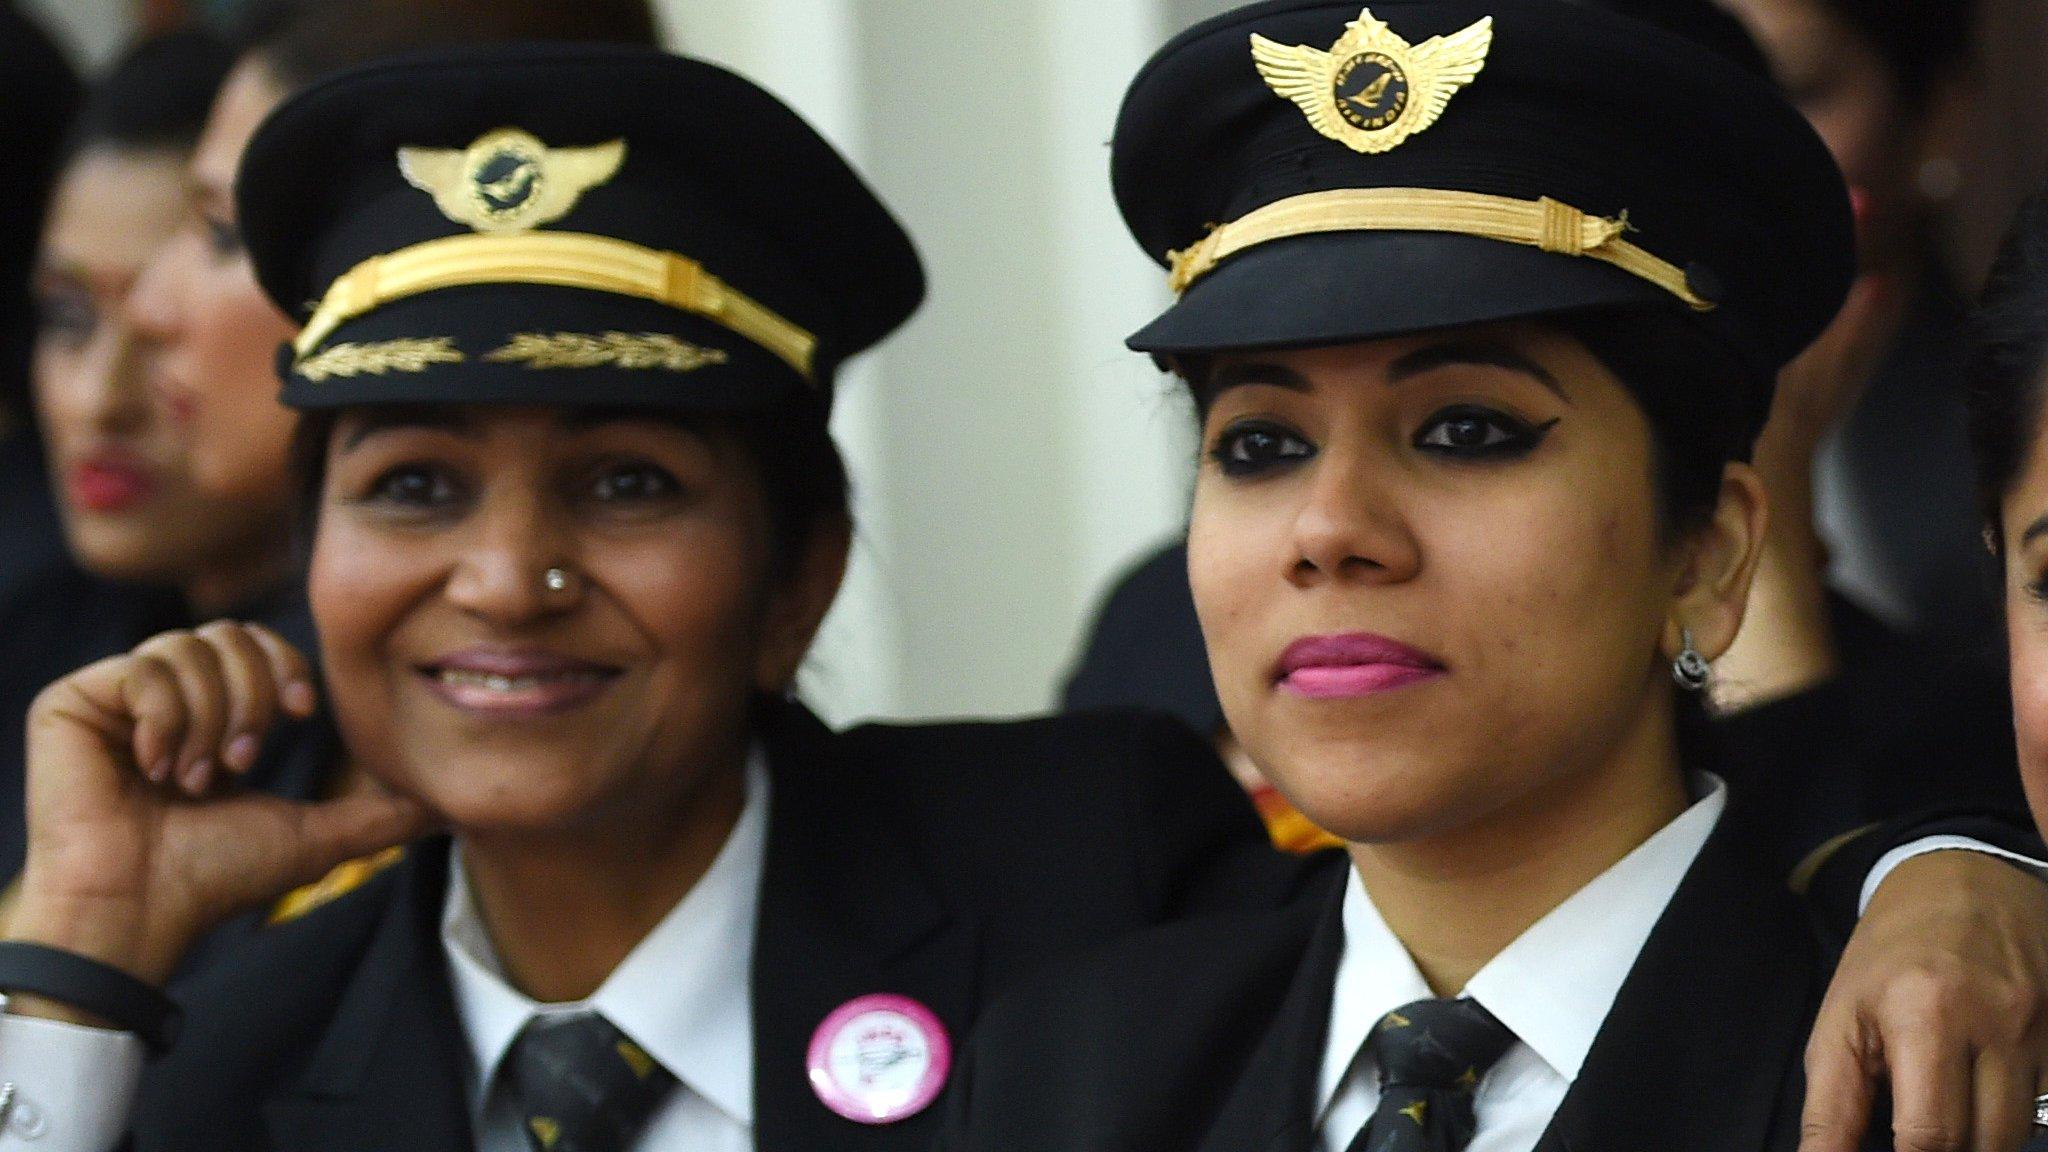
[542,567,572,594]
[1671,628,1710,691]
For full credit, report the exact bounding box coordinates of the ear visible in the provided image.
[1661,461,1768,665]
[753,517,851,694]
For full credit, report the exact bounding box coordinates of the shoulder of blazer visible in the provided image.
[811,704,1303,914]
[832,705,1218,788]
[980,855,1341,1038]
[161,841,422,1071]
[780,703,1228,866]
[946,860,1347,1150]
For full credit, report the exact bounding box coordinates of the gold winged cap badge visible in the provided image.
[1250,8,1493,154]
[397,127,626,233]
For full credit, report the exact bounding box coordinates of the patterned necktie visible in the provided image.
[506,1011,678,1152]
[1343,998,1518,1152]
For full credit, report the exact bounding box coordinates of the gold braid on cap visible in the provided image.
[294,231,819,383]
[1165,187,1715,311]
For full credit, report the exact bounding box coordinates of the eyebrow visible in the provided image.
[339,407,714,450]
[1207,362,1314,395]
[340,407,477,450]
[557,406,709,435]
[1204,339,1572,405]
[1385,340,1571,403]
[2021,512,2048,550]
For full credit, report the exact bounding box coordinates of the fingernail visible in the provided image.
[149,757,173,783]
[284,682,316,714]
[226,734,259,770]
[181,759,212,793]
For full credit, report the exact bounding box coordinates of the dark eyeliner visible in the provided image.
[1414,406,1560,459]
[1206,419,1313,477]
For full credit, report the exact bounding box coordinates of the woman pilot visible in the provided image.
[0,45,1299,1151]
[940,1,2048,1149]
[0,33,2046,1152]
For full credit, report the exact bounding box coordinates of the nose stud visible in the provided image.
[542,567,572,594]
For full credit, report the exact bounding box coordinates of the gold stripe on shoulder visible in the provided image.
[1787,823,1878,895]
[484,331,730,373]
[268,845,408,925]
[296,337,464,382]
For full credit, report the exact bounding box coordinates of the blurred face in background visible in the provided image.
[32,146,270,585]
[120,57,298,609]
[1719,0,1964,280]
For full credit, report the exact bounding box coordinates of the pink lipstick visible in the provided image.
[1275,632,1445,699]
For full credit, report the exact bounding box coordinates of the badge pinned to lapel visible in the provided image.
[806,994,952,1124]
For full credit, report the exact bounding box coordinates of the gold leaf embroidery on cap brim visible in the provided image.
[484,331,732,373]
[1250,8,1492,155]
[295,337,464,381]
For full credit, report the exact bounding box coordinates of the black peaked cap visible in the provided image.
[239,43,924,413]
[1113,0,1854,416]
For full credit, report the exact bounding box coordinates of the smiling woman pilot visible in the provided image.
[0,46,1301,1152]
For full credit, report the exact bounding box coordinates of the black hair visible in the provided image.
[1555,308,1755,537]
[1966,190,2048,548]
[65,29,235,159]
[1820,0,1977,108]
[286,403,851,581]
[0,5,80,419]
[228,0,661,94]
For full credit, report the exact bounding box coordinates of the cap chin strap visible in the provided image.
[295,231,819,382]
[1165,187,1715,311]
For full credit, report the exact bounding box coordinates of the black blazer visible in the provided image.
[938,784,1881,1152]
[127,703,1308,1152]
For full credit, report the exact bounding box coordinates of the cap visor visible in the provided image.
[1128,230,1679,355]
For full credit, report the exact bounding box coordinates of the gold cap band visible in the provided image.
[294,231,819,381]
[1165,187,1714,311]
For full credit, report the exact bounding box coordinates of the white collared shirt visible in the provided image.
[1315,776,1727,1152]
[443,750,770,1152]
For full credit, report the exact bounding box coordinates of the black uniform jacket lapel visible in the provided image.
[752,705,979,1152]
[1193,874,1348,1152]
[1531,789,1825,1152]
[259,843,474,1152]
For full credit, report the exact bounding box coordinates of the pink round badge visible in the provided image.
[806,993,952,1124]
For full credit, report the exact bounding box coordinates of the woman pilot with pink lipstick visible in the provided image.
[940,1,2048,1150]
[0,27,2047,1152]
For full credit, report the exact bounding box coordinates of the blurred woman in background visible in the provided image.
[1719,0,1992,651]
[3,30,244,883]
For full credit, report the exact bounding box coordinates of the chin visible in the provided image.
[1255,738,1493,846]
[67,533,160,584]
[394,747,613,835]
